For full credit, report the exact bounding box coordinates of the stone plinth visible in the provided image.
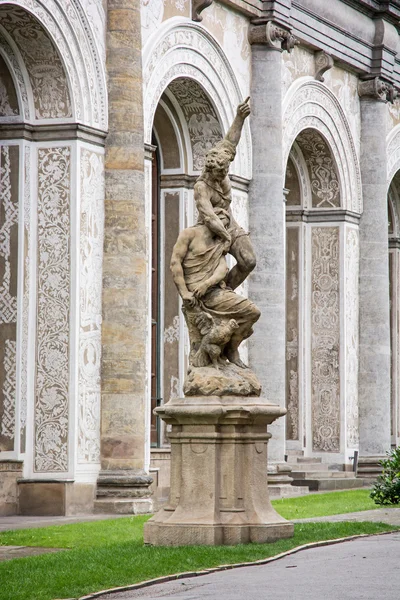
[144,396,294,546]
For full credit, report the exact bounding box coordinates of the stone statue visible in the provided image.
[144,96,293,548]
[170,98,262,396]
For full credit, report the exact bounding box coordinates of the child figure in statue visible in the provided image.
[194,96,256,292]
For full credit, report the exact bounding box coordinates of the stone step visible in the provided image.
[289,463,345,472]
[285,449,304,457]
[290,470,355,479]
[296,457,322,464]
[268,485,309,499]
[291,478,364,492]
[94,498,153,515]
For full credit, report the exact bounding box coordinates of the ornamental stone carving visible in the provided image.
[345,227,359,448]
[358,77,397,103]
[283,80,362,214]
[170,98,261,396]
[0,8,72,119]
[168,78,223,172]
[0,0,107,128]
[0,145,18,452]
[1,340,16,441]
[311,227,340,453]
[192,0,213,22]
[35,146,71,472]
[248,21,298,52]
[315,51,334,82]
[78,148,103,464]
[143,22,252,179]
[296,129,340,208]
[20,144,31,452]
[0,34,30,120]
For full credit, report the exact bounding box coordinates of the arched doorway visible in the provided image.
[149,77,225,446]
[284,127,359,463]
[388,174,400,448]
[142,22,252,458]
[0,2,106,496]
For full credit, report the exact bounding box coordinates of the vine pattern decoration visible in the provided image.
[311,227,340,453]
[35,146,71,473]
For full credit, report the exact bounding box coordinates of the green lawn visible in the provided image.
[0,489,397,600]
[271,488,382,519]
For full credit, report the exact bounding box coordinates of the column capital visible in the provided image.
[248,21,298,53]
[358,77,398,103]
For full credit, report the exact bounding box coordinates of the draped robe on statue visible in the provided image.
[182,225,260,341]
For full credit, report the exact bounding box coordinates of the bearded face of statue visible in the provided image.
[204,151,230,178]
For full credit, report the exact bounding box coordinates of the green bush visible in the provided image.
[370,447,400,506]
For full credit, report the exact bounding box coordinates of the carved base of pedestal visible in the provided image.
[144,396,294,546]
[183,364,262,397]
[144,520,293,546]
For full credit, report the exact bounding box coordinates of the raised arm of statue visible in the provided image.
[224,97,250,150]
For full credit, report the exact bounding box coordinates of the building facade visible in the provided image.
[0,0,400,515]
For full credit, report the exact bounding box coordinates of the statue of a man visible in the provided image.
[194,97,255,291]
[170,209,260,369]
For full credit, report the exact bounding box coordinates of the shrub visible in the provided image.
[370,447,400,506]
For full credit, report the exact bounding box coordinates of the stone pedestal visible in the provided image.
[144,396,294,546]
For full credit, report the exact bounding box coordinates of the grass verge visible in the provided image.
[271,488,389,519]
[0,518,398,600]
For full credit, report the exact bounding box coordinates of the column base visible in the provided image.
[95,470,153,514]
[143,396,294,546]
[357,456,385,480]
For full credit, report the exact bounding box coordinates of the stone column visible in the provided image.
[248,22,296,493]
[97,0,152,512]
[357,79,392,478]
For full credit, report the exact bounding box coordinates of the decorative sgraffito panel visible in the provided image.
[163,192,180,414]
[0,8,72,120]
[0,145,19,451]
[167,79,222,172]
[78,148,103,464]
[0,54,19,117]
[286,227,300,441]
[35,147,71,472]
[311,227,340,453]
[20,145,30,453]
[296,130,340,209]
[346,227,359,448]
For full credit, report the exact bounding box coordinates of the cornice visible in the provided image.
[0,122,107,145]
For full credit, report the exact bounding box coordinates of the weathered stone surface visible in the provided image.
[144,397,293,546]
[98,0,152,513]
[183,364,261,397]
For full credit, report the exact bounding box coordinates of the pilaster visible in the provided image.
[248,22,295,492]
[357,78,393,477]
